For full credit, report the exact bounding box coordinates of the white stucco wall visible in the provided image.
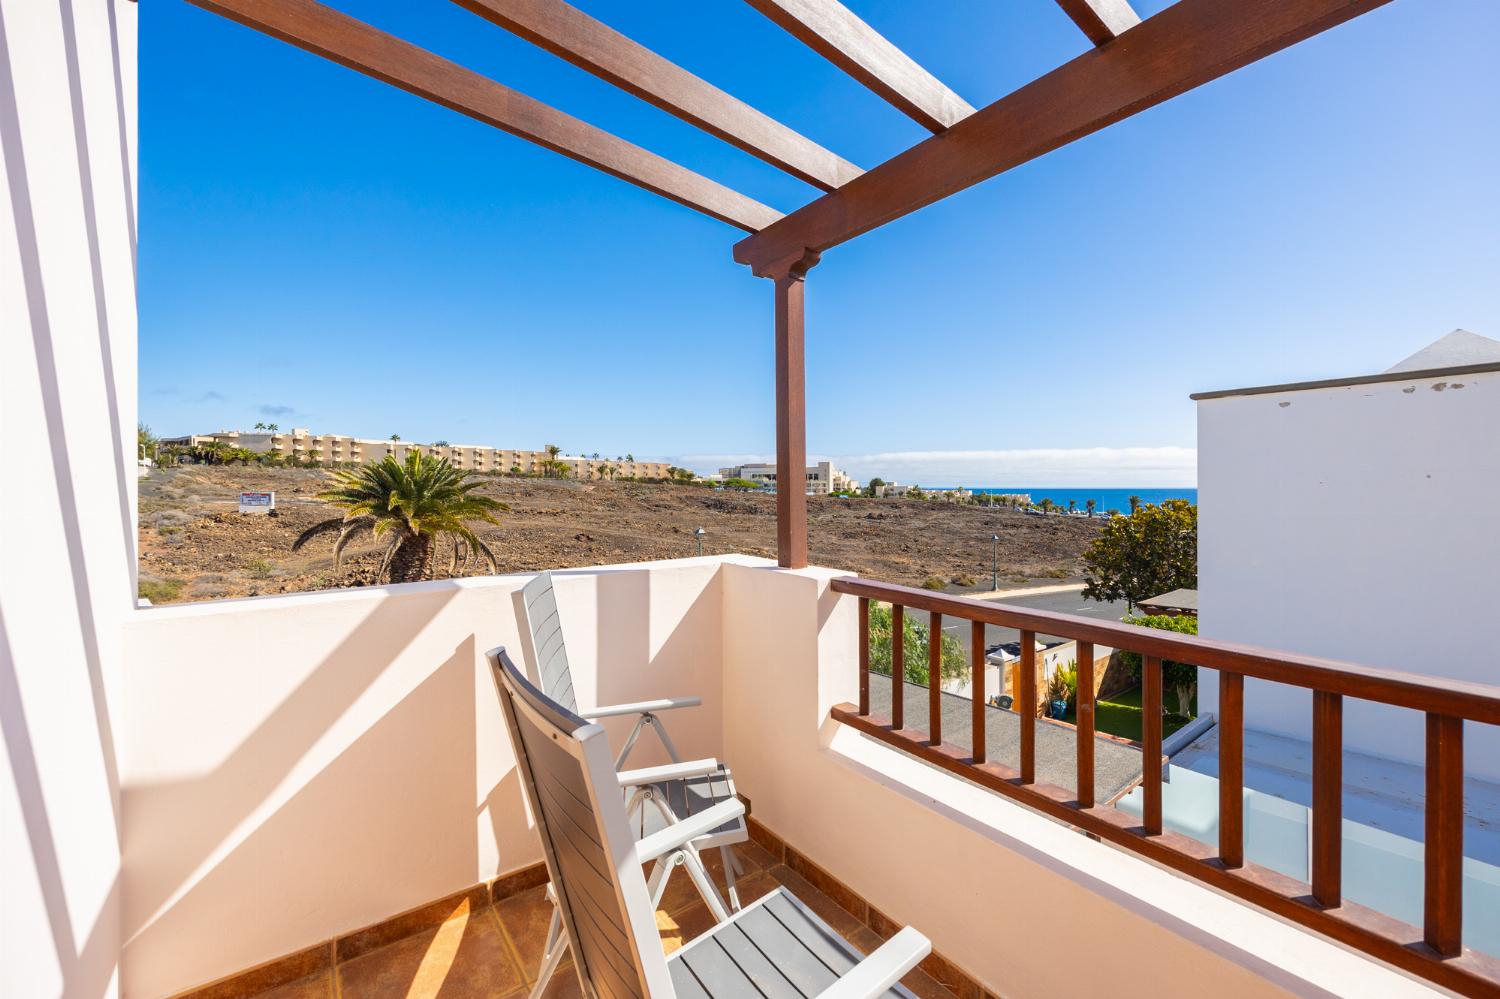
[116,558,738,998]
[1197,370,1500,779]
[0,2,138,997]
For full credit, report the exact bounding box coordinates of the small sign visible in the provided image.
[239,491,275,515]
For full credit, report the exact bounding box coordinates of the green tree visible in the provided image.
[866,604,969,686]
[253,421,267,431]
[433,440,450,447]
[1038,497,1054,513]
[1128,494,1141,514]
[1081,499,1196,610]
[293,452,508,583]
[865,477,886,497]
[1085,499,1096,516]
[267,423,280,433]
[390,433,402,442]
[545,443,562,460]
[137,423,158,461]
[1117,613,1200,717]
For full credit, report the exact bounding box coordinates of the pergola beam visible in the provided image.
[744,0,974,133]
[451,0,862,191]
[1054,0,1141,47]
[188,0,782,233]
[735,0,1391,274]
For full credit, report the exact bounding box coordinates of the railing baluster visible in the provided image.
[822,576,1500,995]
[1219,671,1244,868]
[1312,691,1343,908]
[858,597,870,715]
[1076,641,1094,809]
[971,620,986,764]
[891,604,904,730]
[928,611,943,744]
[1019,630,1036,783]
[1142,655,1163,835]
[1425,713,1463,956]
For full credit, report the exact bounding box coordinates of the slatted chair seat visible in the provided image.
[668,888,918,999]
[627,764,743,851]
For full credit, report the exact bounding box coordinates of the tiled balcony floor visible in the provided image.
[247,842,962,999]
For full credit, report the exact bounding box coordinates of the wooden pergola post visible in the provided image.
[763,250,819,568]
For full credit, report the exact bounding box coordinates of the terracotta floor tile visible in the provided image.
[766,865,866,938]
[492,886,562,982]
[850,928,958,999]
[251,971,332,999]
[730,869,780,907]
[655,901,718,955]
[338,902,523,999]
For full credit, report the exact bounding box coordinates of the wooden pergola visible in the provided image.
[190,0,1391,569]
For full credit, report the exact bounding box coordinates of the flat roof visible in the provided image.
[1140,588,1198,611]
[1190,360,1500,402]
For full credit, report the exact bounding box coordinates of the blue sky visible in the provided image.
[140,0,1499,485]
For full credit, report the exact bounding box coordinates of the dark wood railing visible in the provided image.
[829,576,1500,997]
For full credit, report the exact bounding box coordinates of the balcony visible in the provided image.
[92,557,1494,998]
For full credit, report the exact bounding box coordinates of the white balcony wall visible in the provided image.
[1,2,137,997]
[719,564,1437,998]
[117,559,736,998]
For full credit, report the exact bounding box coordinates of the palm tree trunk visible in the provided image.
[388,532,434,583]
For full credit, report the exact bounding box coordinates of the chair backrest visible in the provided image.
[520,571,579,712]
[487,646,673,999]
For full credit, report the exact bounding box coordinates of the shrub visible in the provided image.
[867,604,969,686]
[950,572,976,587]
[139,578,186,604]
[921,575,946,591]
[244,558,275,579]
[1118,613,1199,717]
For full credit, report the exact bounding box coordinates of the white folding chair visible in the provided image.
[489,646,932,999]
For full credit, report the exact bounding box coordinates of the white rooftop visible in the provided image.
[1385,328,1500,373]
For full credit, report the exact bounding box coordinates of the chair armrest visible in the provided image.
[579,696,702,720]
[635,799,746,863]
[617,758,721,787]
[814,928,931,999]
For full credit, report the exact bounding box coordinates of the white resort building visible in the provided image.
[159,428,672,479]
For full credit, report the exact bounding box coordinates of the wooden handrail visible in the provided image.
[833,575,1500,996]
[831,576,1500,724]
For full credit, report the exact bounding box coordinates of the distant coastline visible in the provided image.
[952,487,1197,512]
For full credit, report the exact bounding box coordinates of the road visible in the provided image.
[928,584,1128,655]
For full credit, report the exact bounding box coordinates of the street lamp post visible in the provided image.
[991,534,1000,591]
[694,527,706,557]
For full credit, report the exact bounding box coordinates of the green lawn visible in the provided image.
[1063,685,1196,743]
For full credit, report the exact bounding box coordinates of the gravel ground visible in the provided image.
[137,466,1103,605]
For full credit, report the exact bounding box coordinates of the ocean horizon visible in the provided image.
[939,486,1197,511]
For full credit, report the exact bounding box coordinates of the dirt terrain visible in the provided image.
[137,466,1101,604]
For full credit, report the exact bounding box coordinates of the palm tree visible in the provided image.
[1085,498,1096,516]
[254,421,267,431]
[267,423,280,433]
[545,443,562,460]
[390,433,402,442]
[1128,494,1141,515]
[292,452,508,583]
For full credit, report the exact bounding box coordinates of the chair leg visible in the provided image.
[719,844,743,912]
[615,715,651,769]
[681,848,730,923]
[647,714,684,763]
[529,903,567,999]
[645,854,677,910]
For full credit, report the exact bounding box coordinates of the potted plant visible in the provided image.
[1046,668,1070,720]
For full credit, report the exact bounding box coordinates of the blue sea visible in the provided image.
[953,487,1197,512]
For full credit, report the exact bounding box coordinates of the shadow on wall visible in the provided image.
[118,583,544,995]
